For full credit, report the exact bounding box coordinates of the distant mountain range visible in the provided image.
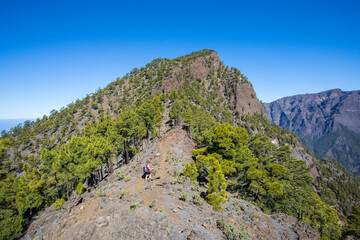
[263,89,360,176]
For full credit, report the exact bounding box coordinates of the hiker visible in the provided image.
[144,159,151,181]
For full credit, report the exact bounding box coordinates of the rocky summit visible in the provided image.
[21,125,319,240]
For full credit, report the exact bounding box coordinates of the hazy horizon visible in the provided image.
[1,1,359,119]
[0,118,36,133]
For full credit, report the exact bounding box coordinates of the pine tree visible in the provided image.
[169,89,178,101]
[15,164,45,216]
[136,102,157,139]
[115,109,137,164]
[0,172,23,240]
[54,145,73,200]
[40,149,60,199]
[183,162,199,182]
[206,160,229,211]
[169,100,186,125]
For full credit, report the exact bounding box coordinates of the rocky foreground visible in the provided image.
[21,126,319,240]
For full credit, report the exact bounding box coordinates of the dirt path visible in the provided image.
[125,130,175,193]
[157,130,177,178]
[115,128,187,218]
[38,126,197,239]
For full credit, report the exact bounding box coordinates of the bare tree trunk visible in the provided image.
[107,158,113,174]
[124,140,129,164]
[66,173,69,200]
[55,172,59,200]
[84,177,89,188]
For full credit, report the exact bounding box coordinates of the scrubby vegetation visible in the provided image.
[0,49,359,240]
[185,123,341,239]
[0,96,164,239]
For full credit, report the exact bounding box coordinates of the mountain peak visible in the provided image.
[116,49,264,116]
[173,49,218,62]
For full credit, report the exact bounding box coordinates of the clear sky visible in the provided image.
[0,0,359,120]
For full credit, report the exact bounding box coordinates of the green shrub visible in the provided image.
[239,224,252,240]
[53,198,65,210]
[216,219,252,240]
[149,199,157,208]
[191,181,198,191]
[129,202,142,210]
[171,175,184,184]
[120,190,128,199]
[75,182,86,195]
[216,219,240,240]
[116,171,125,180]
[193,194,202,205]
[180,193,188,201]
[96,188,103,197]
[125,175,131,182]
[240,203,246,211]
[183,162,199,182]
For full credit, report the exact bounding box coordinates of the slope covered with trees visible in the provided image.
[1,50,359,240]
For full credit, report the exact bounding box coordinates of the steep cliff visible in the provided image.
[263,89,360,175]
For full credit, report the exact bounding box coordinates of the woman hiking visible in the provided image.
[144,159,151,182]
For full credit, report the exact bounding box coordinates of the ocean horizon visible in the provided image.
[0,118,36,133]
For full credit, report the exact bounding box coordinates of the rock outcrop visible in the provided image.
[160,50,264,116]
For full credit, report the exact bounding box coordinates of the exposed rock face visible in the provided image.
[161,51,264,116]
[263,89,360,175]
[236,82,264,115]
[190,51,220,81]
[21,126,318,240]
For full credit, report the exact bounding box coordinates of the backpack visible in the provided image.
[143,164,149,173]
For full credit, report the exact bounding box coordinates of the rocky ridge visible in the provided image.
[4,49,264,172]
[263,89,360,175]
[148,50,264,116]
[21,126,319,240]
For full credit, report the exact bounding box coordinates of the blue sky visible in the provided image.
[0,0,359,122]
